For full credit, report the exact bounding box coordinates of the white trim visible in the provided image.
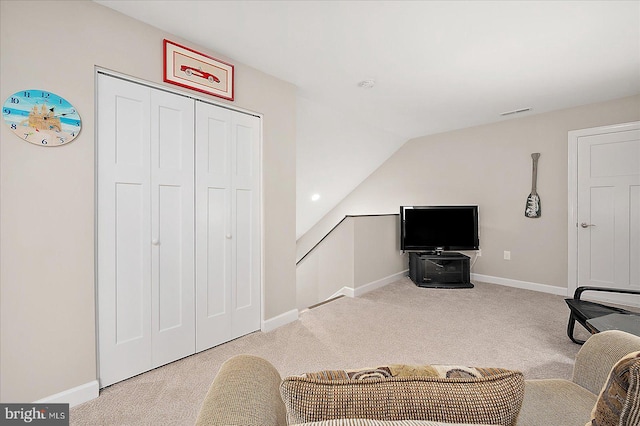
[471,273,569,296]
[261,309,298,333]
[95,67,261,118]
[353,270,408,297]
[328,270,409,299]
[258,107,265,351]
[567,121,640,296]
[35,380,99,408]
[329,286,355,299]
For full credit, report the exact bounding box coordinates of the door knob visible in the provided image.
[152,239,160,245]
[226,234,232,239]
[580,223,596,228]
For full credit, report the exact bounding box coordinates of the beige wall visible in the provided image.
[296,218,354,310]
[298,95,640,288]
[0,0,296,402]
[353,215,406,287]
[296,215,407,309]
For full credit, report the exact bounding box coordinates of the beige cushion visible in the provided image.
[281,364,524,426]
[296,421,492,426]
[518,379,596,426]
[573,330,640,395]
[195,355,286,426]
[588,351,640,426]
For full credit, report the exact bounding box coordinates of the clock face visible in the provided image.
[2,90,82,147]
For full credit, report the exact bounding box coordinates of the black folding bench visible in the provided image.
[565,286,640,344]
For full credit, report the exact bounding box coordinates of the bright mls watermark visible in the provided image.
[1,404,68,425]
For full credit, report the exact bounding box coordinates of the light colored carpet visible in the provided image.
[70,278,589,425]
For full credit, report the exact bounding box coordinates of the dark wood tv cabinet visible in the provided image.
[409,252,473,289]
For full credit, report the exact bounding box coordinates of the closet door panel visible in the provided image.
[206,116,229,175]
[195,103,233,351]
[115,96,145,167]
[98,75,152,387]
[230,114,261,337]
[157,106,183,170]
[99,75,196,387]
[115,183,147,342]
[156,184,184,330]
[205,187,228,318]
[195,103,260,351]
[234,124,254,179]
[150,90,195,367]
[234,188,253,310]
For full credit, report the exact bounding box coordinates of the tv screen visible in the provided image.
[400,205,479,252]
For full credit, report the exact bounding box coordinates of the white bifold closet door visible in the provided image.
[97,75,195,387]
[97,74,261,388]
[195,102,261,352]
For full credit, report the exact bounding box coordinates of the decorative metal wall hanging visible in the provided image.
[525,152,541,218]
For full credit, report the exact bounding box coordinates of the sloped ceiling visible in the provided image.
[94,0,640,238]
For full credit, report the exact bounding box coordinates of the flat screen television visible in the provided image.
[400,205,480,252]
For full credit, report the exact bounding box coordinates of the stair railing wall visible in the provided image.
[296,214,407,310]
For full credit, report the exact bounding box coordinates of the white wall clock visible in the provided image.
[2,89,81,146]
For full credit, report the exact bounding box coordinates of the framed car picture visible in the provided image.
[163,39,234,101]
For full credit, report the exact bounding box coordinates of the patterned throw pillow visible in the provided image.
[280,364,524,426]
[296,421,486,426]
[588,351,640,426]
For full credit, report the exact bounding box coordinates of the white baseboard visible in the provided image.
[353,270,409,297]
[262,309,299,332]
[328,270,409,300]
[471,273,569,296]
[35,380,99,408]
[329,286,355,299]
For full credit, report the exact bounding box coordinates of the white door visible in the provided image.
[575,124,640,302]
[97,74,195,387]
[149,89,195,367]
[195,101,261,351]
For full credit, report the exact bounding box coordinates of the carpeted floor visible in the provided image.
[70,278,589,425]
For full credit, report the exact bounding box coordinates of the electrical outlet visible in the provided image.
[504,251,511,260]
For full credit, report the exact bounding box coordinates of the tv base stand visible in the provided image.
[409,252,473,289]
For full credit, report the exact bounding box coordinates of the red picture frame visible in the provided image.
[163,39,234,101]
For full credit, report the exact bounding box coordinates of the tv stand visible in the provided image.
[408,252,473,289]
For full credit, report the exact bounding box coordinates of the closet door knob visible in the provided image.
[226,234,232,239]
[152,239,160,246]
